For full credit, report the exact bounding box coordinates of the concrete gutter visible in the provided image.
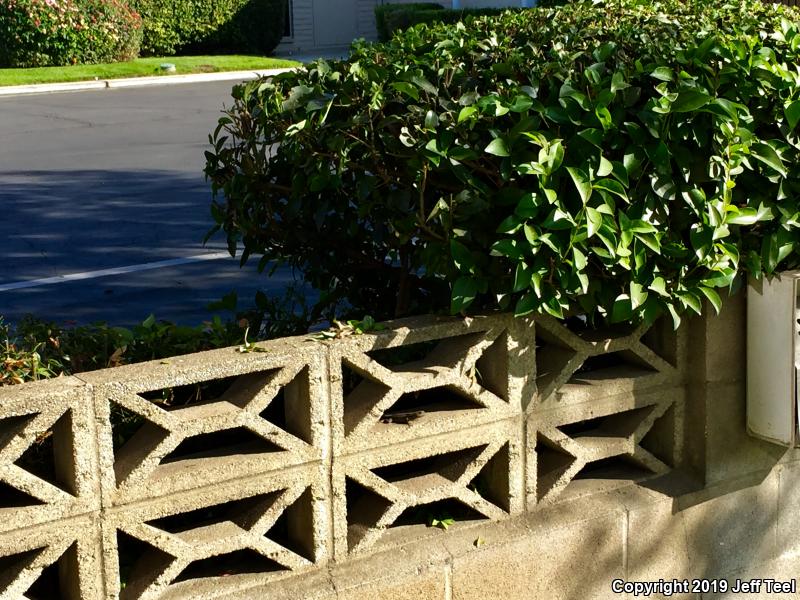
[0,67,298,97]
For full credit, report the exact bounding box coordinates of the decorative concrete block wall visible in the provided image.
[0,302,793,600]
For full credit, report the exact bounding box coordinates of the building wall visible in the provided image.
[277,0,528,53]
[277,0,316,53]
[0,291,796,599]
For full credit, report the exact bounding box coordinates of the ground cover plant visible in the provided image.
[206,0,800,328]
[0,268,388,387]
[0,287,312,385]
[0,315,239,385]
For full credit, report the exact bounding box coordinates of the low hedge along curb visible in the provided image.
[130,0,285,56]
[0,0,142,68]
[381,6,517,42]
[374,2,445,43]
[206,0,800,328]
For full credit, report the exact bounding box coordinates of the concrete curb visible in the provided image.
[0,67,298,97]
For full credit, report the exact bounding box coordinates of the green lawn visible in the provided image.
[0,55,301,86]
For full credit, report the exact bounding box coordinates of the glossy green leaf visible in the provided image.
[593,178,628,200]
[515,193,540,218]
[491,239,524,259]
[424,110,439,130]
[650,67,673,81]
[678,291,703,315]
[390,81,418,100]
[523,224,538,245]
[451,277,479,313]
[412,75,437,95]
[697,286,722,314]
[510,95,534,112]
[586,206,603,238]
[458,106,477,123]
[496,214,523,234]
[485,138,510,157]
[567,167,592,204]
[630,281,648,309]
[671,90,712,113]
[609,294,633,323]
[649,277,668,297]
[597,155,613,177]
[595,106,613,130]
[785,99,800,130]
[750,142,787,177]
[513,262,532,292]
[726,204,774,225]
[611,71,630,93]
[578,128,603,147]
[450,240,474,272]
[514,292,539,317]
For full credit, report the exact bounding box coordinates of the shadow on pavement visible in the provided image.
[0,169,304,325]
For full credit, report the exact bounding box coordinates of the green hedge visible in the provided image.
[131,0,285,56]
[206,0,800,327]
[374,2,444,42]
[0,0,142,68]
[376,4,519,42]
[386,7,516,41]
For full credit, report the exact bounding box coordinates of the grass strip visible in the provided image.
[0,55,300,86]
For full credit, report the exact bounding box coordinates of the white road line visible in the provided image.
[0,252,231,292]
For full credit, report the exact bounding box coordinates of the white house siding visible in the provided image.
[276,0,316,53]
[357,0,380,41]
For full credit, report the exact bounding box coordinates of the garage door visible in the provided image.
[313,0,359,47]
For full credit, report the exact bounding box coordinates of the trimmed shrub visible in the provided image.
[0,0,142,67]
[381,6,515,41]
[131,0,285,56]
[374,2,444,42]
[205,0,800,327]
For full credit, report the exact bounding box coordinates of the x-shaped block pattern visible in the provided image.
[0,517,102,599]
[329,315,518,454]
[0,314,690,598]
[82,349,326,506]
[104,471,321,600]
[333,419,521,557]
[531,388,682,505]
[0,376,98,534]
[532,315,682,409]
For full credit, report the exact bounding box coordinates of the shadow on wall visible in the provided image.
[620,293,793,598]
[437,298,798,600]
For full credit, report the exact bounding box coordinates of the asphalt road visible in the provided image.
[0,81,303,327]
